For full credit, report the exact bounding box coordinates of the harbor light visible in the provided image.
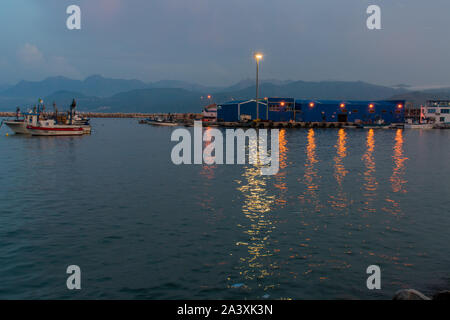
[397,104,403,109]
[254,53,263,60]
[309,102,315,108]
[340,103,345,108]
[369,104,374,109]
[280,102,285,107]
[254,52,263,120]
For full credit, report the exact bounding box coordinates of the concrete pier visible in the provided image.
[0,112,203,119]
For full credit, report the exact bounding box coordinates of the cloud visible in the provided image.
[17,43,44,65]
[15,43,81,80]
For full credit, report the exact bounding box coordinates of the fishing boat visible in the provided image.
[146,117,179,126]
[1,108,37,134]
[404,123,434,129]
[359,119,390,129]
[27,119,84,136]
[2,118,31,134]
[2,99,91,136]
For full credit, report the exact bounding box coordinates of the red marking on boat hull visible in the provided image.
[26,126,83,132]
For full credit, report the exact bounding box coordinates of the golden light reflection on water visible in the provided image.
[390,129,408,194]
[274,129,288,207]
[299,129,320,210]
[198,128,217,214]
[329,129,349,210]
[383,129,408,216]
[361,129,378,213]
[235,137,277,286]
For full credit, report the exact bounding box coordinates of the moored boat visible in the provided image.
[2,99,91,136]
[27,119,84,136]
[359,119,390,129]
[3,119,30,134]
[404,123,434,129]
[146,117,179,126]
[1,108,38,134]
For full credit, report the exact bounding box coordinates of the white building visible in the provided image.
[202,103,217,122]
[422,100,450,125]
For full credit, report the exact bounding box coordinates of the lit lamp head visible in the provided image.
[397,104,403,109]
[309,102,315,108]
[280,101,285,107]
[340,103,345,108]
[254,53,263,61]
[369,104,374,109]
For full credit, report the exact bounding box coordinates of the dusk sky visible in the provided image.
[1,0,450,87]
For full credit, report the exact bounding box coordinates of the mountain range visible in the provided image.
[0,75,447,113]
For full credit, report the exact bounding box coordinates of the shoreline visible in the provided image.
[0,112,202,119]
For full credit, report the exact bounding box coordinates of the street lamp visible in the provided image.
[254,53,263,120]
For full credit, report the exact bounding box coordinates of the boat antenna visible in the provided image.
[53,101,58,118]
[70,99,76,124]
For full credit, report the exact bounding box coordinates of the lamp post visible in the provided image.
[254,53,263,120]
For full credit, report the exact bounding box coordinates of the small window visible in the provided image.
[440,117,445,122]
[382,110,387,113]
[369,109,375,113]
[352,109,358,113]
[441,109,449,114]
[428,109,436,113]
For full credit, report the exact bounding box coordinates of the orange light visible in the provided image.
[397,104,403,109]
[369,104,374,109]
[309,102,315,108]
[340,103,345,108]
[280,102,285,106]
[254,53,263,60]
[207,95,212,99]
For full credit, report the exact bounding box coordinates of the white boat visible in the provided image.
[146,117,179,126]
[2,99,91,135]
[3,119,30,134]
[2,112,39,134]
[27,119,84,136]
[404,123,434,129]
[360,119,390,129]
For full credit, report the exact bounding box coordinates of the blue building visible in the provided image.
[217,98,405,124]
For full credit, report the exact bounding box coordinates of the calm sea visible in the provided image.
[0,119,449,299]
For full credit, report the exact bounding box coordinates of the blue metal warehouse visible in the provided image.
[217,98,405,123]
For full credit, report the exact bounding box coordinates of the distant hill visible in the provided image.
[0,84,11,92]
[220,78,294,93]
[101,88,203,113]
[2,75,149,98]
[148,80,222,93]
[0,76,417,113]
[43,91,102,111]
[389,90,450,106]
[214,80,408,103]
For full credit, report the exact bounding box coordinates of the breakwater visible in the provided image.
[0,112,202,119]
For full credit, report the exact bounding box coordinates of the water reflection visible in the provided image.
[235,137,277,290]
[329,129,349,210]
[383,129,408,216]
[198,128,218,217]
[299,129,320,210]
[390,129,408,194]
[274,129,288,207]
[361,129,377,213]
